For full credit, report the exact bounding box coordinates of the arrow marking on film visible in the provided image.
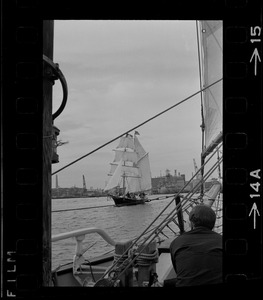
[250,48,261,76]
[249,203,260,229]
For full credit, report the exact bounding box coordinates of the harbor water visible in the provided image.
[52,194,184,270]
[52,194,222,270]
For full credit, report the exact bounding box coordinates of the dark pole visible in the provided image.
[175,195,184,234]
[196,21,205,198]
[42,20,54,286]
[200,154,205,197]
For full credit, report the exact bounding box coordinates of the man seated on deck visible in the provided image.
[169,204,222,287]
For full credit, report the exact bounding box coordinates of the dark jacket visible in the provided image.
[169,226,222,287]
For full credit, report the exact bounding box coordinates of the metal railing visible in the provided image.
[52,227,116,246]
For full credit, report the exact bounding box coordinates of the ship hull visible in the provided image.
[111,195,145,207]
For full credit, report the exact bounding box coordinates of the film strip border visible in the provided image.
[223,2,262,286]
[2,1,44,298]
[1,0,262,297]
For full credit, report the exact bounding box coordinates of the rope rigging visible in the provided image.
[51,78,222,176]
[51,194,177,213]
[52,149,222,284]
[53,149,222,285]
[97,146,222,283]
[52,143,223,213]
[109,164,222,284]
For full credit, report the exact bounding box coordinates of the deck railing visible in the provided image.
[52,227,116,245]
[52,227,116,273]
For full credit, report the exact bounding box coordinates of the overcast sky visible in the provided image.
[51,20,207,189]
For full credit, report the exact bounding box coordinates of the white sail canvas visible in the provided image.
[104,133,152,196]
[200,21,222,156]
[104,160,123,191]
[113,149,138,164]
[117,135,135,150]
[137,154,152,191]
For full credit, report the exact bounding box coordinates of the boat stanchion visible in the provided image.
[113,240,134,287]
[136,241,159,287]
[72,235,86,274]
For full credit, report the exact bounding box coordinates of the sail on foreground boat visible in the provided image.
[200,21,222,158]
[51,20,223,287]
[198,20,223,200]
[104,132,152,206]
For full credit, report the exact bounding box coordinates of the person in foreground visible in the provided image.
[169,204,222,287]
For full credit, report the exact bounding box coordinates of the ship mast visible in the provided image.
[122,170,126,196]
[122,148,126,196]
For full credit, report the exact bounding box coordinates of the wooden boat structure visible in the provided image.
[44,20,223,287]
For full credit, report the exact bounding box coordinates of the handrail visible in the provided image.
[52,227,116,246]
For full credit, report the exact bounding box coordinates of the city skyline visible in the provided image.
[53,168,189,190]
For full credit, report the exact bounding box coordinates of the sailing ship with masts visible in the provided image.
[44,20,223,287]
[104,131,152,206]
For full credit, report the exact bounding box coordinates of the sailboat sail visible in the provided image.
[104,133,152,195]
[104,160,123,191]
[199,21,222,158]
[134,135,152,191]
[117,134,135,150]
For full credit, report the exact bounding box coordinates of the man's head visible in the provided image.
[189,204,216,230]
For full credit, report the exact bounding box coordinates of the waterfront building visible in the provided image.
[151,169,188,194]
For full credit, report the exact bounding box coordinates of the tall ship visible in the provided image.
[40,20,223,288]
[104,132,152,206]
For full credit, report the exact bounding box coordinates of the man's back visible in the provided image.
[170,226,222,287]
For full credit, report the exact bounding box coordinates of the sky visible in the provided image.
[51,20,208,189]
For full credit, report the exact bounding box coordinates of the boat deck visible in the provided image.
[53,237,176,287]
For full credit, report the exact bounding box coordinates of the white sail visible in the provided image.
[108,163,118,175]
[199,21,222,157]
[104,160,123,191]
[134,134,146,159]
[121,165,139,176]
[137,153,152,191]
[134,135,152,191]
[125,176,141,193]
[105,161,140,192]
[113,149,138,164]
[104,133,152,195]
[117,134,135,150]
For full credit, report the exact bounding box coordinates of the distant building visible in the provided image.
[151,170,188,194]
[52,175,107,198]
[52,186,106,198]
[52,173,219,198]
